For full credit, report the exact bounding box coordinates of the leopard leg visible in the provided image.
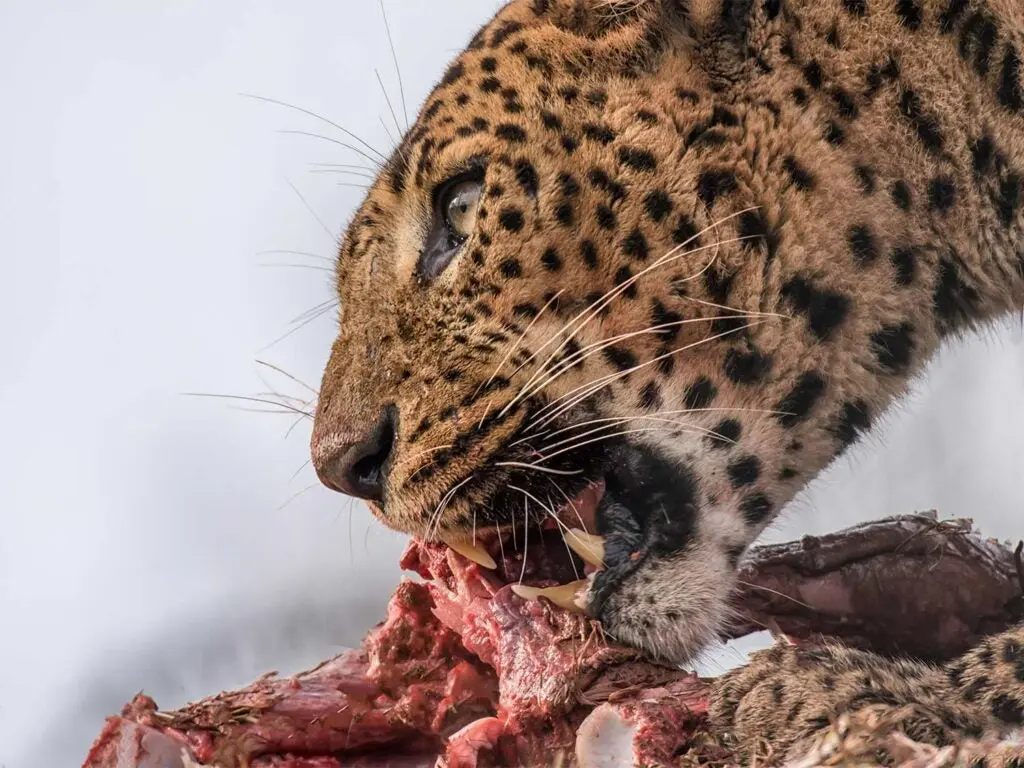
[946,623,1024,733]
[709,640,991,762]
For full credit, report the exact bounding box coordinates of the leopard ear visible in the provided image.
[533,0,682,39]
[589,0,667,14]
[533,0,751,46]
[522,0,754,78]
[585,0,750,29]
[599,0,760,81]
[522,0,685,78]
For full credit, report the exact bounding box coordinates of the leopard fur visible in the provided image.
[709,621,1024,764]
[311,0,1024,668]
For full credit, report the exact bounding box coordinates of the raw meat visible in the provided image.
[83,513,1023,767]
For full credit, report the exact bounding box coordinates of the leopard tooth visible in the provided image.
[564,528,605,567]
[443,537,497,570]
[511,580,588,613]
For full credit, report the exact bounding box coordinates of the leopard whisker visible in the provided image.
[257,299,339,353]
[544,477,592,535]
[735,579,813,611]
[510,496,518,550]
[494,461,585,476]
[519,313,770,408]
[536,425,695,463]
[498,211,759,419]
[500,262,697,416]
[496,521,506,564]
[538,423,724,463]
[505,207,763,407]
[277,129,385,170]
[346,496,356,564]
[477,398,497,430]
[285,177,338,245]
[257,249,334,263]
[529,321,764,432]
[378,115,397,149]
[308,168,378,179]
[527,319,761,428]
[509,484,581,580]
[289,458,312,483]
[479,288,565,396]
[227,406,306,416]
[393,443,455,473]
[275,483,321,513]
[531,419,632,453]
[408,454,445,482]
[252,371,316,412]
[289,298,339,326]
[375,68,408,150]
[536,415,732,454]
[508,429,553,448]
[427,474,474,541]
[548,492,582,580]
[257,262,334,273]
[520,496,530,583]
[522,287,781,414]
[377,0,409,131]
[241,93,389,163]
[284,412,309,440]
[307,162,375,171]
[506,248,768,427]
[509,484,559,520]
[255,360,320,397]
[251,390,314,407]
[182,392,313,419]
[531,407,789,445]
[679,294,790,322]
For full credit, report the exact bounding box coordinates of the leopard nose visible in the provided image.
[313,407,396,501]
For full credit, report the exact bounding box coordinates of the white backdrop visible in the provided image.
[1,2,1021,766]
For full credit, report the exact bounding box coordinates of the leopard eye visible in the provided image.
[442,180,482,239]
[417,174,484,281]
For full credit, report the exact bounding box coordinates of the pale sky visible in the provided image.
[1,3,1022,766]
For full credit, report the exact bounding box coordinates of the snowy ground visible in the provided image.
[1,2,1022,767]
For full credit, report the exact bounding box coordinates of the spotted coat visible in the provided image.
[311,0,1024,666]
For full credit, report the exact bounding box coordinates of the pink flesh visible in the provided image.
[458,480,606,586]
[83,480,712,768]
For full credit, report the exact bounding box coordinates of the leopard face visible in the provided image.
[311,0,1024,663]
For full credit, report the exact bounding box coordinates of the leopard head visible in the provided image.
[311,0,835,663]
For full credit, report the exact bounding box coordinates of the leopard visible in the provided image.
[309,0,1024,695]
[708,620,1024,763]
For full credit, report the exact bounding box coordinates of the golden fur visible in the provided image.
[310,0,1024,734]
[710,621,1024,763]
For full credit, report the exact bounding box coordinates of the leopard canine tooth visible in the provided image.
[511,580,588,613]
[443,537,497,570]
[564,529,605,567]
